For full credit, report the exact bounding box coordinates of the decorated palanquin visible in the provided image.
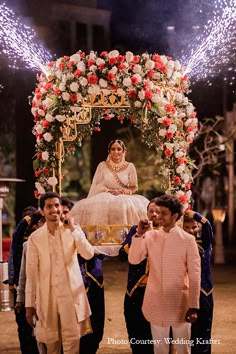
[31,50,198,246]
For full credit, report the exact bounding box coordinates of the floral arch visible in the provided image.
[31,50,198,210]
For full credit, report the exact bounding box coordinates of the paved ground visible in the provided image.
[0,252,236,354]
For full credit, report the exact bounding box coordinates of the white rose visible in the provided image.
[43,132,53,142]
[133,64,142,74]
[40,87,47,94]
[160,55,168,65]
[159,129,167,137]
[80,77,88,87]
[125,51,134,62]
[42,151,49,161]
[47,176,58,186]
[45,113,55,122]
[175,61,181,70]
[35,182,45,194]
[89,51,96,60]
[133,73,142,83]
[134,100,142,108]
[176,165,186,174]
[31,107,37,115]
[102,89,110,96]
[35,124,44,134]
[38,109,45,117]
[168,124,177,133]
[88,85,100,96]
[89,65,97,72]
[43,98,53,108]
[108,50,119,58]
[62,92,70,101]
[55,115,66,122]
[99,79,108,88]
[110,66,118,74]
[138,90,146,101]
[70,82,79,92]
[70,53,81,62]
[175,92,184,103]
[55,70,62,79]
[96,58,105,66]
[117,88,125,96]
[59,82,66,91]
[152,95,161,104]
[123,77,132,87]
[186,104,194,116]
[145,60,155,70]
[77,61,86,72]
[77,93,82,101]
[175,151,184,158]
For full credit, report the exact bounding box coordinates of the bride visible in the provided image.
[70,140,149,234]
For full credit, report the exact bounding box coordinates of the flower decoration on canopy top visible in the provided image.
[31,50,198,209]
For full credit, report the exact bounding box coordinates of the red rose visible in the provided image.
[88,74,98,84]
[42,120,50,128]
[146,101,151,109]
[163,118,171,126]
[128,89,136,98]
[98,64,105,70]
[145,90,153,100]
[109,85,118,91]
[68,61,75,68]
[131,76,139,85]
[74,69,82,77]
[44,82,53,91]
[34,190,40,199]
[164,149,173,157]
[88,59,95,67]
[177,157,185,165]
[58,63,65,70]
[118,63,126,70]
[133,55,140,63]
[107,72,115,81]
[117,55,125,62]
[100,51,108,56]
[47,61,55,67]
[42,168,50,175]
[35,170,41,177]
[185,182,191,190]
[147,70,154,78]
[93,127,101,132]
[130,116,136,122]
[179,195,187,203]
[165,104,176,114]
[109,57,117,65]
[166,132,174,139]
[173,176,181,185]
[117,115,125,121]
[54,88,61,96]
[36,153,42,160]
[70,94,77,102]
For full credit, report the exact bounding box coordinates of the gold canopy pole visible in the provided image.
[57,139,63,196]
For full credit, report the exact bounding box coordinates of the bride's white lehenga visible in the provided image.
[70,160,149,244]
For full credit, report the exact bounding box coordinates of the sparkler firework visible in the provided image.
[0,3,52,72]
[180,0,236,82]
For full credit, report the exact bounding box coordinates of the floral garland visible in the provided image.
[31,50,198,209]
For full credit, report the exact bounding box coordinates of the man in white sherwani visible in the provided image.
[25,192,94,354]
[129,194,201,354]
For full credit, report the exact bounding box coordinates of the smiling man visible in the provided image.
[129,194,201,354]
[25,192,94,354]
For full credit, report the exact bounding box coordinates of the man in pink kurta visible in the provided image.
[129,194,201,354]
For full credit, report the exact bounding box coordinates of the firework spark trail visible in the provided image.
[181,0,236,80]
[0,3,52,71]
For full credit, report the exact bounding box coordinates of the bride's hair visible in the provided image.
[108,139,127,153]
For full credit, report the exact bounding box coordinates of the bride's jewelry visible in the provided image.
[106,158,128,172]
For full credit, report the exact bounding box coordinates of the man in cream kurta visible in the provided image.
[129,194,201,354]
[25,192,94,354]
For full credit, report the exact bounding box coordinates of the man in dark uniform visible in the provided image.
[183,210,214,354]
[10,208,43,354]
[119,199,159,354]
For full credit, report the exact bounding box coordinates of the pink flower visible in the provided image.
[145,90,153,100]
[117,115,125,121]
[163,118,171,126]
[130,116,136,122]
[165,104,176,114]
[179,195,187,203]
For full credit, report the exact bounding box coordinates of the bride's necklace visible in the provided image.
[106,159,128,172]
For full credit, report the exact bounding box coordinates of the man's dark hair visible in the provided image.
[39,192,61,210]
[155,194,183,220]
[61,197,74,211]
[22,206,37,217]
[147,198,158,210]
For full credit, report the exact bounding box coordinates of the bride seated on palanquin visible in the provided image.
[70,139,149,245]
